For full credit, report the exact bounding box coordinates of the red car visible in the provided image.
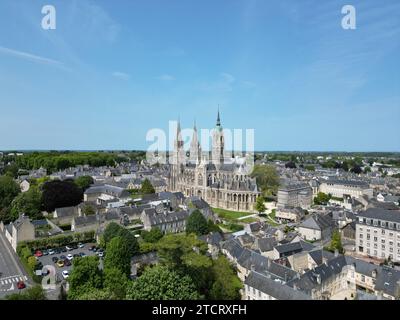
[34,250,43,257]
[17,281,25,289]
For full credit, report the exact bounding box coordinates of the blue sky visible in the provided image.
[0,0,399,151]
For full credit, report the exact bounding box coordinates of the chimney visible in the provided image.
[334,249,339,257]
[316,274,321,285]
[250,264,255,271]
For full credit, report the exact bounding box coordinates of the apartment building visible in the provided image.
[355,208,400,262]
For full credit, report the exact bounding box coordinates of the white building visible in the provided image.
[355,208,400,262]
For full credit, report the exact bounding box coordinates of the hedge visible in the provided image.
[18,230,95,252]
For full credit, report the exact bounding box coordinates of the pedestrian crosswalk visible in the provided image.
[0,275,27,286]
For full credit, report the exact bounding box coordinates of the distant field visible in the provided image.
[211,207,252,221]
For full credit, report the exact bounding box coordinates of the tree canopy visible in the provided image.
[5,285,46,300]
[103,222,139,256]
[10,186,43,221]
[67,256,103,300]
[126,265,199,300]
[0,175,21,222]
[41,180,83,212]
[140,228,164,243]
[250,165,280,196]
[104,236,132,277]
[74,176,94,191]
[209,256,242,300]
[141,178,155,194]
[186,209,209,236]
[254,196,266,213]
[313,192,331,205]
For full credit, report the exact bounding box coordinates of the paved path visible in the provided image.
[237,213,259,220]
[0,232,30,297]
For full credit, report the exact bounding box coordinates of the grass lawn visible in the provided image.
[212,207,252,221]
[240,217,258,224]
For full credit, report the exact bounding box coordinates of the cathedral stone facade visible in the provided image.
[168,112,260,212]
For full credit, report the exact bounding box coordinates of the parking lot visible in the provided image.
[36,243,103,282]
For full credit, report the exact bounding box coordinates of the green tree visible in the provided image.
[104,236,131,277]
[74,288,116,300]
[329,229,344,254]
[6,285,46,300]
[157,234,212,293]
[250,165,280,196]
[141,228,163,243]
[67,256,103,300]
[186,209,209,236]
[10,186,43,221]
[126,265,199,300]
[0,175,20,222]
[103,222,139,256]
[209,256,242,300]
[81,204,95,216]
[254,196,266,214]
[103,267,129,299]
[313,192,331,205]
[140,178,155,194]
[41,180,83,212]
[74,176,94,191]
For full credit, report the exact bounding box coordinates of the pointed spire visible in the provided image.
[216,106,221,127]
[177,117,181,137]
[193,118,197,131]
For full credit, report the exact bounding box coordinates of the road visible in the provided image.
[0,232,30,298]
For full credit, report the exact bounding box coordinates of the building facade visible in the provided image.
[168,112,260,212]
[277,182,313,209]
[355,208,400,262]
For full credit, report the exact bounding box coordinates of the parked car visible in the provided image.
[56,260,64,268]
[67,254,73,260]
[48,249,55,255]
[51,256,59,263]
[79,252,87,258]
[17,281,26,289]
[66,245,73,251]
[78,243,85,248]
[42,250,49,256]
[97,251,104,258]
[34,250,43,257]
[72,244,78,250]
[60,255,66,260]
[61,247,67,253]
[62,270,69,279]
[64,259,71,266]
[88,245,97,251]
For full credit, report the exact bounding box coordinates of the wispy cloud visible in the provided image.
[112,71,130,80]
[156,74,175,81]
[200,72,236,92]
[0,45,65,67]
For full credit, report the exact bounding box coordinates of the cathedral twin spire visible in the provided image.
[174,110,223,165]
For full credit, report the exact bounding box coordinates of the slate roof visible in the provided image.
[357,208,400,224]
[299,213,333,231]
[74,215,98,226]
[308,249,335,266]
[288,255,348,293]
[374,267,400,298]
[54,206,77,217]
[198,232,224,247]
[143,209,189,226]
[256,237,277,252]
[245,271,311,300]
